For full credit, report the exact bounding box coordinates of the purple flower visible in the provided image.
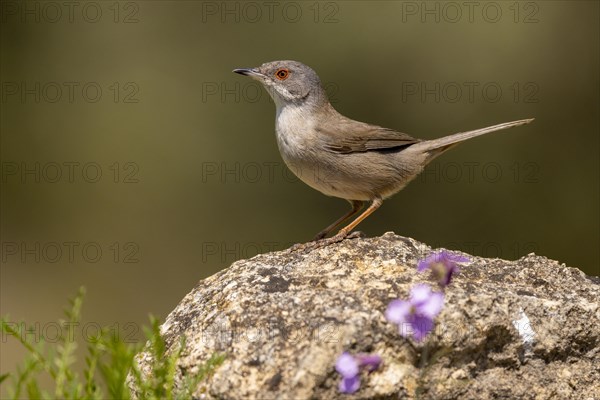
[356,354,382,371]
[385,284,444,342]
[336,352,359,389]
[335,352,382,394]
[418,250,469,287]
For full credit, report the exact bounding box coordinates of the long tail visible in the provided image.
[409,118,534,155]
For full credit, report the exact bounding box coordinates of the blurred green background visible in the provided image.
[1,0,598,383]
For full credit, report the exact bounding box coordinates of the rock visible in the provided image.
[130,233,600,399]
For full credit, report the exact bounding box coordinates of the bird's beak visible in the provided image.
[233,68,265,80]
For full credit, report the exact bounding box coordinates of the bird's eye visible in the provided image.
[275,68,290,80]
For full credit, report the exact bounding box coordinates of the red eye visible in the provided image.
[275,68,289,80]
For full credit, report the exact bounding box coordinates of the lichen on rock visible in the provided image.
[130,233,600,399]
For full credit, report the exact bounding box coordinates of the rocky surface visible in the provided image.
[131,233,600,399]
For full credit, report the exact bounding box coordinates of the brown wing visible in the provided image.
[317,117,421,154]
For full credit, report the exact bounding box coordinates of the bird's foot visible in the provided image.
[312,231,328,241]
[288,231,364,253]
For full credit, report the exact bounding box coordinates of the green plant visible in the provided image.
[1,287,224,400]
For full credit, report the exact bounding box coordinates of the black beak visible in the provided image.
[233,68,264,78]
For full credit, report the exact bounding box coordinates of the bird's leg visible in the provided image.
[288,198,382,253]
[311,197,383,248]
[313,200,365,241]
[287,200,365,253]
[332,197,383,240]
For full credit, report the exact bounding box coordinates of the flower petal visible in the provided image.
[417,251,445,271]
[418,250,469,270]
[357,354,382,371]
[335,352,359,378]
[410,283,433,305]
[339,375,361,394]
[385,299,411,324]
[411,314,435,342]
[445,252,470,264]
[417,256,433,272]
[419,291,444,318]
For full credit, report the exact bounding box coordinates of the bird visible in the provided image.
[233,60,533,245]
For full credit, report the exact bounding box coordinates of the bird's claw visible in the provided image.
[288,231,365,253]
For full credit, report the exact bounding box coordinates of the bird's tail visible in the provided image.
[408,118,534,157]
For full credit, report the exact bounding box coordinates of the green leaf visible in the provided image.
[1,287,224,400]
